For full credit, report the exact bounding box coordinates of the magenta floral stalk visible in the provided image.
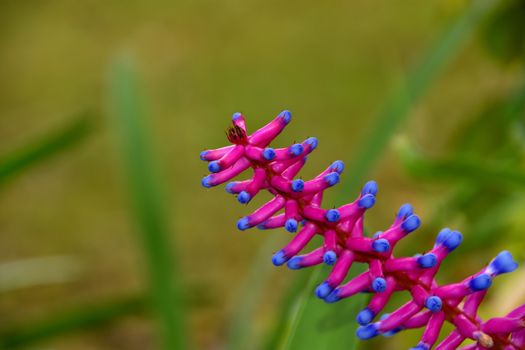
[200,111,525,349]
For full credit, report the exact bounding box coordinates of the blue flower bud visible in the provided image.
[357,308,375,326]
[330,160,345,173]
[325,209,340,222]
[372,239,390,253]
[237,217,250,231]
[401,215,421,233]
[372,277,387,292]
[397,203,413,219]
[469,274,492,291]
[323,250,337,265]
[425,296,442,312]
[272,250,288,266]
[291,179,305,192]
[285,218,298,233]
[324,172,340,186]
[306,137,318,150]
[487,251,518,276]
[263,148,276,160]
[315,281,333,299]
[356,324,379,340]
[358,194,376,209]
[417,253,437,268]
[289,143,304,156]
[361,181,378,195]
[287,256,302,270]
[208,161,221,173]
[237,191,251,204]
[278,110,292,124]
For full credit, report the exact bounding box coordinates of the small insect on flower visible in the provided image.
[201,111,524,349]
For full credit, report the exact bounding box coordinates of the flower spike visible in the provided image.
[201,111,524,349]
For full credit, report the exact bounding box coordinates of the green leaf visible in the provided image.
[0,113,94,185]
[108,55,186,350]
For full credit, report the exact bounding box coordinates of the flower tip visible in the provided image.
[237,217,250,231]
[372,277,387,292]
[325,209,341,223]
[425,296,442,312]
[417,253,437,269]
[487,251,518,276]
[272,250,288,266]
[372,238,390,253]
[315,281,333,299]
[285,218,298,233]
[306,137,318,150]
[323,250,337,265]
[356,324,379,340]
[357,308,375,326]
[287,256,303,270]
[225,182,236,194]
[358,194,376,209]
[361,180,378,196]
[410,344,430,350]
[289,143,304,156]
[237,191,251,204]
[397,203,414,219]
[435,229,462,251]
[469,273,493,291]
[208,161,221,173]
[278,110,292,124]
[330,160,345,174]
[263,147,276,160]
[401,214,421,233]
[199,150,209,161]
[201,175,213,188]
[324,172,340,186]
[291,179,305,192]
[232,112,243,121]
[323,289,341,303]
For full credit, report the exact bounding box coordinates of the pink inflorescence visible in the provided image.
[200,111,525,349]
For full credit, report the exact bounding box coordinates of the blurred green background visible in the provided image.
[1,0,525,349]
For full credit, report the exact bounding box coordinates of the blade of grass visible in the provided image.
[0,113,94,185]
[108,56,185,350]
[226,234,287,350]
[342,0,496,197]
[0,295,147,349]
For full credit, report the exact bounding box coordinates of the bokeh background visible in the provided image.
[1,0,525,349]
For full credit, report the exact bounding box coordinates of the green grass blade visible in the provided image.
[108,56,186,350]
[342,0,496,196]
[0,114,94,185]
[0,295,147,349]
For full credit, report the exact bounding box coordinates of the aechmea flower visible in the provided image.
[201,111,525,349]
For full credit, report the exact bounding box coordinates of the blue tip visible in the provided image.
[324,172,340,186]
[278,110,292,124]
[356,324,379,340]
[372,231,383,239]
[225,182,236,194]
[232,112,242,121]
[410,344,430,350]
[361,181,378,195]
[358,194,376,209]
[325,209,340,223]
[285,218,298,233]
[237,217,250,231]
[401,215,421,233]
[397,203,414,219]
[372,277,387,292]
[417,253,437,268]
[435,229,463,251]
[487,251,518,276]
[201,175,213,188]
[291,179,304,192]
[372,239,390,253]
[469,273,493,291]
[287,256,303,270]
[237,191,251,204]
[323,250,337,265]
[263,148,276,160]
[208,161,221,173]
[306,137,318,150]
[289,143,304,156]
[330,160,345,173]
[425,296,442,312]
[323,289,340,303]
[199,150,209,161]
[315,282,333,299]
[272,250,288,266]
[357,308,375,326]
